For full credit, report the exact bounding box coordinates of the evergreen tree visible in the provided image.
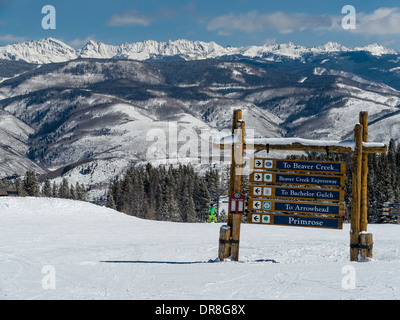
[132,170,148,218]
[180,179,197,222]
[106,184,116,209]
[15,178,24,196]
[52,181,59,198]
[59,177,70,199]
[183,190,197,222]
[111,179,123,211]
[42,177,52,197]
[155,182,167,220]
[69,184,77,200]
[75,182,84,201]
[165,184,181,222]
[23,170,40,196]
[367,154,378,221]
[103,163,231,223]
[193,177,211,222]
[119,171,134,214]
[205,168,221,202]
[79,183,87,201]
[378,154,394,203]
[143,163,157,220]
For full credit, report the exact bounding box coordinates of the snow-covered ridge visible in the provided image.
[0,38,78,64]
[0,38,398,64]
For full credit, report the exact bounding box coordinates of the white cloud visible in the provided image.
[207,7,400,37]
[207,10,333,35]
[107,9,154,27]
[354,7,400,35]
[0,34,28,44]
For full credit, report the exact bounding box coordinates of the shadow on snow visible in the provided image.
[100,258,278,264]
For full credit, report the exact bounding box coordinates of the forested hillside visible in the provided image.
[2,139,400,224]
[106,164,227,222]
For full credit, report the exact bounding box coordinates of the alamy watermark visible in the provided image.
[341,265,356,290]
[41,5,356,31]
[342,5,356,30]
[41,265,56,290]
[41,5,56,30]
[145,122,254,175]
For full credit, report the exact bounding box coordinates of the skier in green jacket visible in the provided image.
[208,204,217,223]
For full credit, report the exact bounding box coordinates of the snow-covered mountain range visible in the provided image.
[0,38,398,64]
[1,38,400,198]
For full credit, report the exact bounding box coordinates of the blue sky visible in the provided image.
[1,0,400,49]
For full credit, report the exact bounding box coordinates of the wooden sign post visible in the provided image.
[218,109,245,262]
[360,111,369,233]
[350,124,363,261]
[215,110,387,262]
[359,112,373,260]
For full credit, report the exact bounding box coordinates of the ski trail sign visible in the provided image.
[249,185,345,201]
[248,213,343,229]
[248,157,346,230]
[252,158,346,174]
[249,171,345,188]
[248,199,344,216]
[216,109,387,261]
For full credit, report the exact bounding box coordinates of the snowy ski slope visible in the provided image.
[0,197,399,300]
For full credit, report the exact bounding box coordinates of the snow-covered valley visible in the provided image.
[2,38,400,199]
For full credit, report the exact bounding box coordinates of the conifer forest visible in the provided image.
[2,139,400,224]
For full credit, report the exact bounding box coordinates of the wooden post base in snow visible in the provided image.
[218,225,231,261]
[359,233,373,261]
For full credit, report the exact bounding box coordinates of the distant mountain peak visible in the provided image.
[0,37,77,64]
[355,43,397,56]
[0,38,398,64]
[318,42,348,52]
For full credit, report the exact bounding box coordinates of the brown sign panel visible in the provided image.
[252,158,346,175]
[248,199,344,216]
[249,185,345,202]
[249,171,345,188]
[247,212,343,229]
